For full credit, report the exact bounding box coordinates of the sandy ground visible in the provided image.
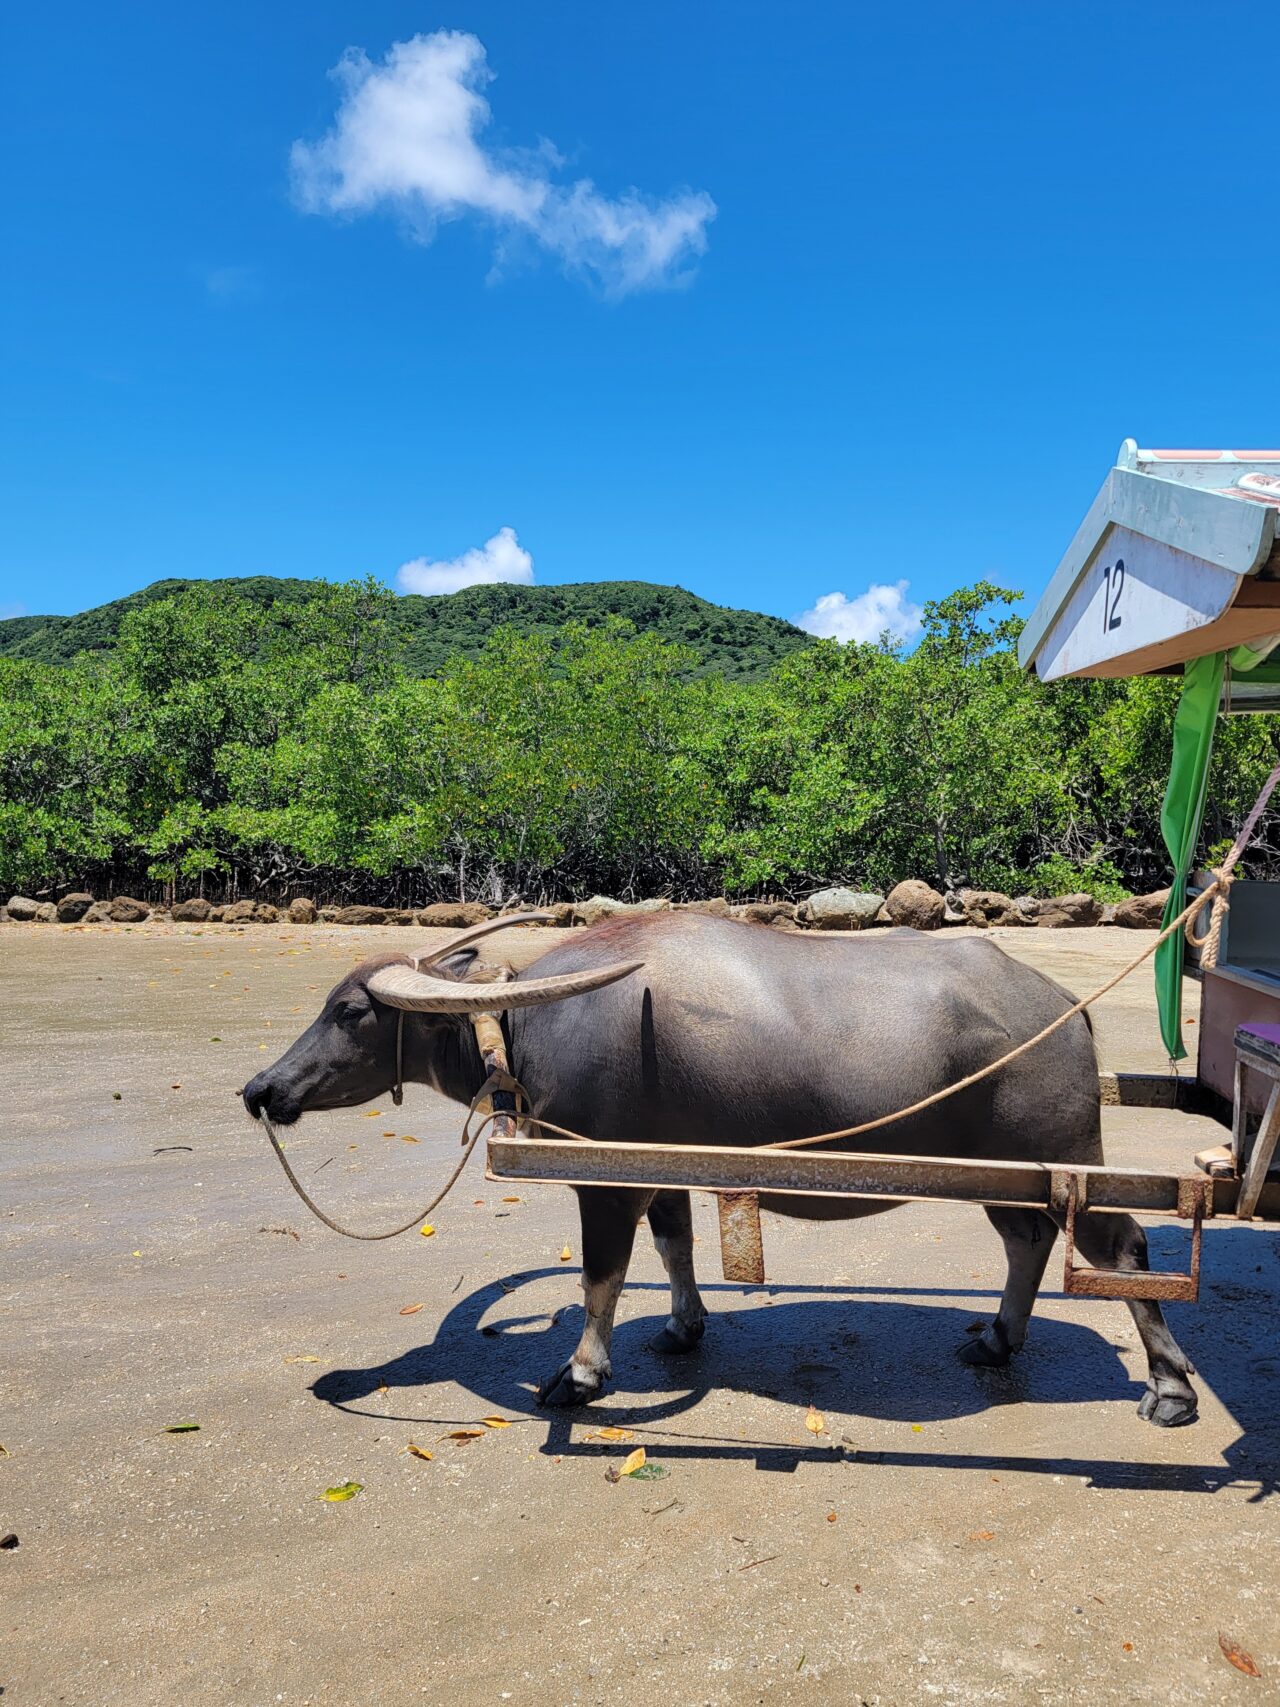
[2,918,1278,1707]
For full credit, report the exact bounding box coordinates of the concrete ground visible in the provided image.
[2,918,1278,1706]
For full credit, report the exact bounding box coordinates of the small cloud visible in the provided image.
[202,264,258,301]
[397,526,534,596]
[795,581,923,646]
[291,31,715,296]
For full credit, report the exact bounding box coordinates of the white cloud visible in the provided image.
[291,31,715,295]
[795,582,924,646]
[397,526,534,597]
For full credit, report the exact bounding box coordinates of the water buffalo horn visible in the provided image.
[366,959,644,1013]
[415,911,557,968]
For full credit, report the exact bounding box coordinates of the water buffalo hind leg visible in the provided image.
[958,1207,1058,1368]
[1059,1208,1198,1427]
[647,1189,707,1354]
[537,1186,653,1407]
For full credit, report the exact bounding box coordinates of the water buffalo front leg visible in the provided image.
[538,1186,653,1407]
[1059,1208,1198,1427]
[959,1206,1058,1368]
[647,1189,707,1354]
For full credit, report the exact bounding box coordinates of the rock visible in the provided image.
[576,896,625,926]
[221,899,258,924]
[883,880,945,932]
[385,908,416,926]
[34,901,58,922]
[150,905,171,920]
[335,905,387,926]
[56,892,94,923]
[942,890,967,924]
[1036,892,1102,929]
[957,890,1024,928]
[628,898,671,914]
[172,897,213,922]
[1011,895,1042,925]
[1100,903,1118,926]
[286,897,317,924]
[207,906,226,922]
[254,903,280,924]
[548,902,580,927]
[83,900,113,923]
[1113,889,1169,929]
[740,901,796,926]
[318,906,340,923]
[416,902,494,929]
[682,898,732,918]
[797,887,886,930]
[108,896,150,923]
[5,896,40,921]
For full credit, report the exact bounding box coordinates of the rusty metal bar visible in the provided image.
[1062,1174,1207,1302]
[486,1135,1280,1222]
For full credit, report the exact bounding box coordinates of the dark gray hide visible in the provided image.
[244,913,1197,1426]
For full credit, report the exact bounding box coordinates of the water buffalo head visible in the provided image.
[242,914,640,1126]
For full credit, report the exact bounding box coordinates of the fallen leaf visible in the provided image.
[618,1447,647,1476]
[171,1082,182,1090]
[826,1511,838,1523]
[560,1246,572,1262]
[473,1199,486,1205]
[399,1303,424,1316]
[441,1430,484,1442]
[163,1422,200,1433]
[911,1423,923,1433]
[420,1223,436,1238]
[209,1037,221,1044]
[363,1110,382,1118]
[112,1092,122,1101]
[323,1481,363,1501]
[481,1416,513,1429]
[0,1534,17,1550]
[804,1405,825,1435]
[969,1530,995,1542]
[501,1196,521,1203]
[283,1354,321,1364]
[0,1444,8,1457]
[588,1426,633,1443]
[1219,1634,1261,1678]
[628,1463,669,1481]
[1122,1643,1133,1654]
[382,1131,397,1137]
[406,1444,433,1462]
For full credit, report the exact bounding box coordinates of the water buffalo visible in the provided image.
[243,911,1198,1426]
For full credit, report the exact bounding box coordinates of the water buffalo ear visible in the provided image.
[428,947,479,982]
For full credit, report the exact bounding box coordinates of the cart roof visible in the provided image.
[1018,442,1280,682]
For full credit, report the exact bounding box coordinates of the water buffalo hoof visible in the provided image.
[956,1324,1012,1368]
[1137,1382,1198,1428]
[537,1361,605,1407]
[649,1318,706,1355]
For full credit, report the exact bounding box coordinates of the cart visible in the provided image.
[486,441,1280,1294]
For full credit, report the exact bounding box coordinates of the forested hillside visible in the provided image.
[0,576,812,681]
[3,577,1277,907]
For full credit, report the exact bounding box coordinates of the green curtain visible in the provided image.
[1154,652,1226,1060]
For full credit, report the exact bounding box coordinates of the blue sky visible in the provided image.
[5,4,1279,641]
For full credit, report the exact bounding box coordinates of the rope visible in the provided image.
[258,1069,513,1241]
[1183,760,1280,970]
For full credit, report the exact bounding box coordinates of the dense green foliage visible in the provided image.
[0,576,812,681]
[2,579,1276,904]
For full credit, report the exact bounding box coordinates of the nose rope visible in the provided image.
[258,987,530,1241]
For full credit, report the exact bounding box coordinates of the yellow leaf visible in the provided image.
[400,1135,420,1144]
[618,1447,647,1477]
[481,1416,512,1429]
[501,1195,521,1203]
[969,1530,995,1542]
[381,1131,396,1137]
[399,1303,424,1316]
[323,1481,363,1501]
[804,1406,824,1435]
[590,1426,633,1442]
[911,1423,923,1433]
[363,1111,382,1118]
[420,1223,436,1238]
[441,1430,483,1442]
[283,1354,321,1364]
[560,1246,572,1262]
[406,1444,433,1462]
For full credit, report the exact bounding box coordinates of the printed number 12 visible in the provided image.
[1102,559,1125,633]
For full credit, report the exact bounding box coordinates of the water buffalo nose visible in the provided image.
[243,1075,271,1120]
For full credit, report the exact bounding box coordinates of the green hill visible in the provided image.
[0,576,813,681]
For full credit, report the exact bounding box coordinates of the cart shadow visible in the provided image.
[313,1220,1280,1496]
